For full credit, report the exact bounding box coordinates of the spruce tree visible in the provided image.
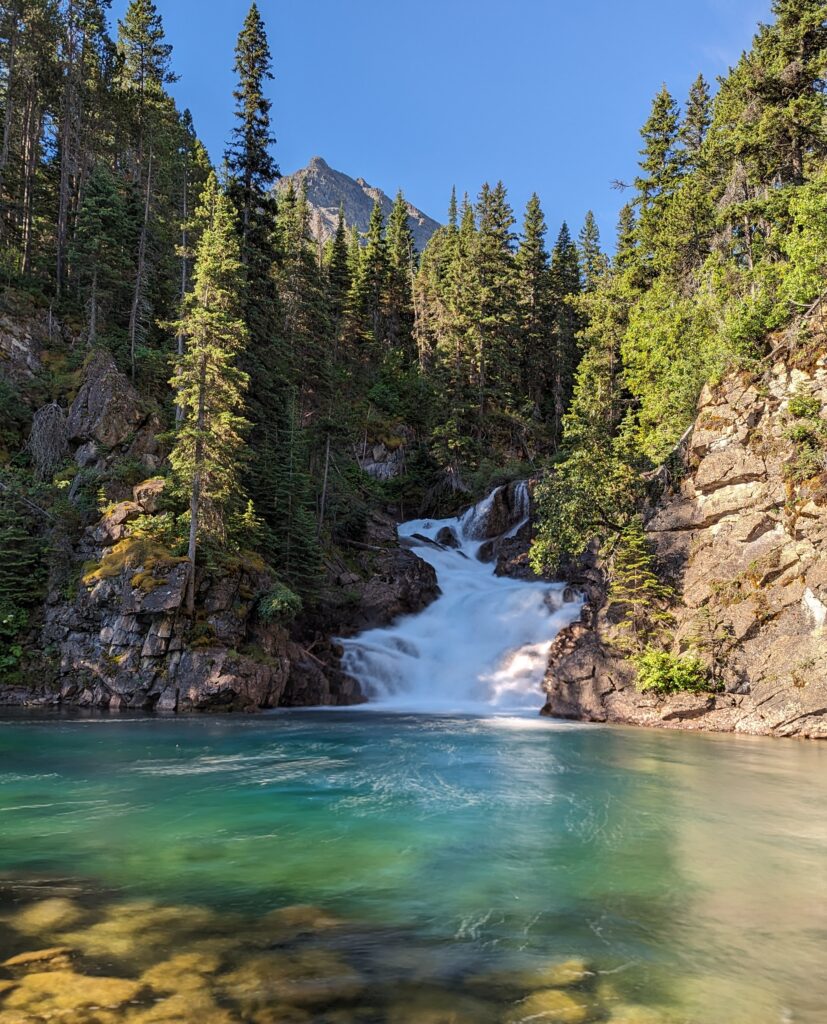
[549,222,582,445]
[515,193,554,409]
[634,85,683,264]
[169,173,249,614]
[474,181,518,416]
[681,73,712,165]
[385,189,415,356]
[578,210,606,292]
[608,518,674,652]
[325,204,351,354]
[117,0,176,168]
[225,2,278,256]
[356,199,388,347]
[70,164,130,347]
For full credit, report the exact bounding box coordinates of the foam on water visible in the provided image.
[340,483,584,713]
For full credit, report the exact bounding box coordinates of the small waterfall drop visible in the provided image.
[340,482,584,713]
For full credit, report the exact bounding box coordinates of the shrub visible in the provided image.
[632,648,709,695]
[788,393,822,420]
[258,581,302,625]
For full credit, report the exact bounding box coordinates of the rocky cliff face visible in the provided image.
[543,346,827,738]
[1,324,439,712]
[277,157,440,252]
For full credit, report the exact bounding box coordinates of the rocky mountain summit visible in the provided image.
[276,157,440,251]
[544,334,827,738]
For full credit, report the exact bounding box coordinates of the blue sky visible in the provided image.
[109,0,772,247]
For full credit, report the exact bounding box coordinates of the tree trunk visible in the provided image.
[317,433,330,539]
[129,149,153,382]
[175,158,189,425]
[89,265,97,346]
[0,7,20,208]
[20,93,42,276]
[185,351,208,616]
[56,3,83,295]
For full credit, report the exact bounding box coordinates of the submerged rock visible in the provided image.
[386,989,497,1023]
[126,990,238,1024]
[1,946,73,972]
[9,897,84,935]
[140,950,222,993]
[503,987,599,1023]
[219,949,364,1012]
[3,968,142,1013]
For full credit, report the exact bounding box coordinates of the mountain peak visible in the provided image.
[276,158,440,251]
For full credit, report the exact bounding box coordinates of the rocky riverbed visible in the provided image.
[0,885,679,1024]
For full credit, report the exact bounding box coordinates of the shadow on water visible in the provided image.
[0,711,825,1022]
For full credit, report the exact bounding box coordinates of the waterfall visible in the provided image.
[340,482,583,713]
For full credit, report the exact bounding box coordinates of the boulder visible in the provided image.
[66,349,144,447]
[133,476,166,513]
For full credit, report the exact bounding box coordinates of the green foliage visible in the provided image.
[788,393,823,420]
[632,648,710,695]
[258,581,303,625]
[607,518,675,652]
[0,486,48,679]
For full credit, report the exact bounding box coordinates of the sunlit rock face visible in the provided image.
[276,156,440,252]
[544,348,827,738]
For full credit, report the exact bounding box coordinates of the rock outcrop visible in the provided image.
[276,156,440,252]
[30,475,363,711]
[543,350,827,739]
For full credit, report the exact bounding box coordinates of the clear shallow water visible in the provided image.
[0,711,825,1023]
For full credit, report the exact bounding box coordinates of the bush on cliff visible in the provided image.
[632,649,709,696]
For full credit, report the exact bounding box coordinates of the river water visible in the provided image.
[0,713,825,1022]
[0,491,825,1022]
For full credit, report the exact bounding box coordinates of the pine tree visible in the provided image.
[325,204,351,354]
[549,222,582,444]
[70,163,130,346]
[117,0,178,381]
[355,199,388,347]
[608,518,674,652]
[277,182,331,408]
[385,189,415,356]
[578,210,606,292]
[515,193,554,408]
[474,181,518,416]
[634,85,683,264]
[225,2,278,257]
[681,73,711,165]
[117,0,176,171]
[169,173,249,614]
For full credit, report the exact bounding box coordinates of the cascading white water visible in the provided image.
[340,482,584,713]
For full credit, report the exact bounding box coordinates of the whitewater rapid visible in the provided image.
[340,484,584,713]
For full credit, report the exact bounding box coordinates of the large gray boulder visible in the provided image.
[66,349,144,448]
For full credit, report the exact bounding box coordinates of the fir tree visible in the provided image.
[356,199,388,347]
[325,204,351,353]
[608,518,675,652]
[474,181,518,416]
[385,189,415,356]
[70,163,130,347]
[169,173,249,614]
[225,2,278,256]
[578,210,606,292]
[549,221,582,444]
[681,73,712,164]
[515,193,554,408]
[634,85,683,263]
